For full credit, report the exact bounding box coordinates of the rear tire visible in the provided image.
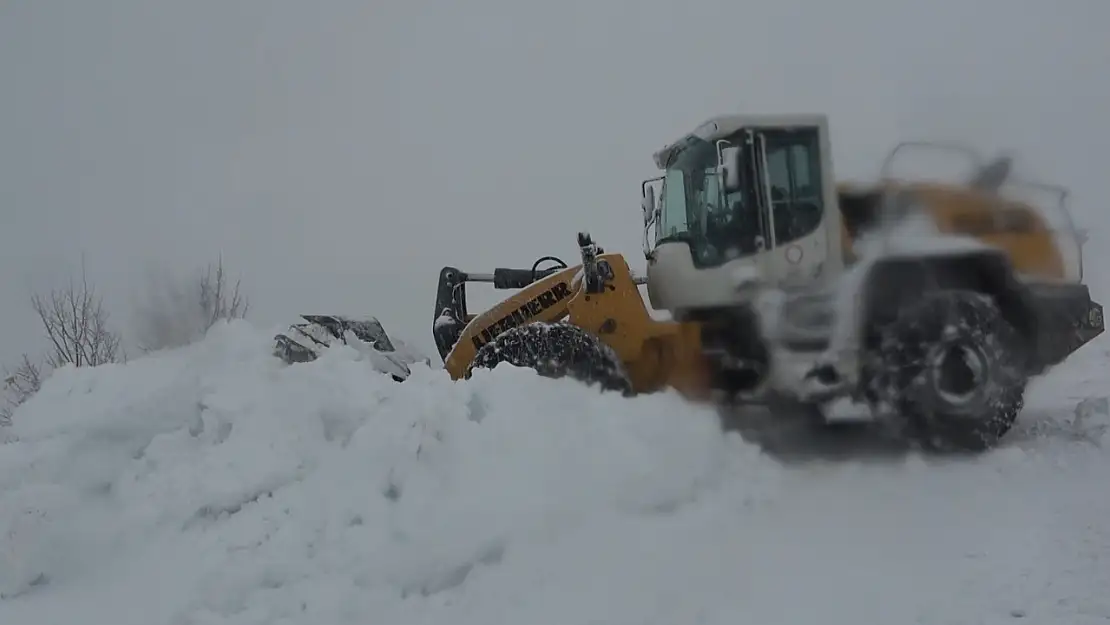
[468,322,633,395]
[871,290,1028,452]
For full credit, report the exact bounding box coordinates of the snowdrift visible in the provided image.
[1,320,1108,625]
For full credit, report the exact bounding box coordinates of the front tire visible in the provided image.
[468,322,633,395]
[872,290,1028,452]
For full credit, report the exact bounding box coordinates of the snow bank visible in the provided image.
[0,321,773,623]
[1,320,1107,625]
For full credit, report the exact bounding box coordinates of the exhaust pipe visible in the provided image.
[967,155,1013,193]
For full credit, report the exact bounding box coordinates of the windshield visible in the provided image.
[656,137,762,267]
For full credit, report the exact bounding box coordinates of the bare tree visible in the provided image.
[31,265,123,369]
[133,255,249,353]
[199,255,249,328]
[1,355,42,426]
[1,264,123,426]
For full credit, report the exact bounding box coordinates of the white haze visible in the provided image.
[2,0,1108,362]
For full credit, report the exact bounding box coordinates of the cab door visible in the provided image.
[745,126,835,287]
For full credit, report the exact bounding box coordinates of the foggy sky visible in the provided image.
[2,0,1109,365]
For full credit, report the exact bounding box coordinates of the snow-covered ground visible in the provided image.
[1,320,1108,625]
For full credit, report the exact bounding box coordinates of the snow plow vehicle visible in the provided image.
[279,113,1104,452]
[427,114,1104,451]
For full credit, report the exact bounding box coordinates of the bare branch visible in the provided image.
[199,255,250,329]
[3,263,123,426]
[30,263,122,369]
[1,355,44,426]
[133,256,250,353]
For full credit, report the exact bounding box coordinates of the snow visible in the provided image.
[1,319,1109,624]
[852,208,991,259]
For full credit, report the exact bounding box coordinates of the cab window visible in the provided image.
[762,129,824,246]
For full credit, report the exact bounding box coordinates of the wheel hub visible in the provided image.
[928,342,990,412]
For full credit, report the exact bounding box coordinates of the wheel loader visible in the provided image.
[277,113,1104,452]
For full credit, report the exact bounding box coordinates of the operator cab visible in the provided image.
[641,114,843,312]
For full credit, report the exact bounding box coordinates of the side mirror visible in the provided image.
[641,186,656,225]
[719,146,742,192]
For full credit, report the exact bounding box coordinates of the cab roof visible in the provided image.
[652,113,830,169]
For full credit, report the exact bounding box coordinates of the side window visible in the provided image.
[791,145,817,200]
[765,148,791,205]
[658,170,689,239]
[697,168,727,218]
[763,129,825,246]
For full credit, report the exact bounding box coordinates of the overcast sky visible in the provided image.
[2,0,1109,364]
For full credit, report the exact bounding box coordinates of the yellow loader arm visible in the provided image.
[432,232,711,396]
[440,263,580,378]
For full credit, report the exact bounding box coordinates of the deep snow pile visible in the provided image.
[0,320,1108,625]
